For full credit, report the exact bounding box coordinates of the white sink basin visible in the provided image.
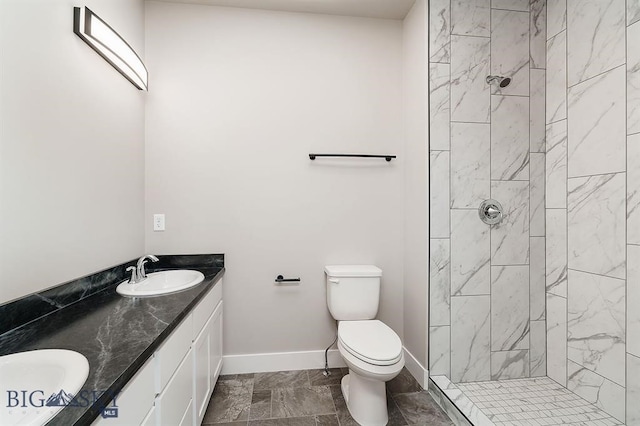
[116,270,205,297]
[0,349,90,426]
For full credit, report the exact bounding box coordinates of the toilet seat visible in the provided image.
[338,320,402,366]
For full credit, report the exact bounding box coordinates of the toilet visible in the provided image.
[325,265,404,426]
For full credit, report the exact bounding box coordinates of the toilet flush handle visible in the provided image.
[328,278,340,284]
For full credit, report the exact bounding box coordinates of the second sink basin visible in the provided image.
[116,270,205,297]
[0,349,90,426]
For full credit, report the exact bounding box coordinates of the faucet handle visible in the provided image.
[139,259,149,279]
[126,266,138,284]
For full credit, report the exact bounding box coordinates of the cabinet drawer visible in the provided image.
[155,313,193,393]
[193,279,223,340]
[156,348,193,426]
[92,357,155,425]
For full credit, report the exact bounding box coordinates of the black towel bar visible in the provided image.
[309,153,396,162]
[275,275,301,283]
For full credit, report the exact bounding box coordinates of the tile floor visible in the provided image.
[455,377,623,425]
[202,367,454,426]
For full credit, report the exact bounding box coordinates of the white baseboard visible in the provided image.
[221,347,429,387]
[402,346,429,389]
[222,349,347,375]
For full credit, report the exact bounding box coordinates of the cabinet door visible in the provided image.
[156,348,193,426]
[193,312,212,424]
[92,357,155,426]
[210,301,223,387]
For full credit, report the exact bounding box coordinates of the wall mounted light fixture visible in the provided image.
[73,6,148,90]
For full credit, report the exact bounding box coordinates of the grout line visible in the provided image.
[566,170,626,180]
[488,2,493,381]
[566,267,626,282]
[625,7,629,422]
[564,1,569,390]
[566,63,626,90]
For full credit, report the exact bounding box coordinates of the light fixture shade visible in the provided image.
[73,7,148,90]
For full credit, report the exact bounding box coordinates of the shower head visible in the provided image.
[486,75,512,88]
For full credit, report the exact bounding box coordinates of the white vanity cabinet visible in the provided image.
[193,291,223,424]
[93,278,223,426]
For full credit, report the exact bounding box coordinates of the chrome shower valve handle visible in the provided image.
[479,199,504,225]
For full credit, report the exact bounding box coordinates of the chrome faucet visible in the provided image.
[126,255,159,284]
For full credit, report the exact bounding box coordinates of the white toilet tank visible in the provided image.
[325,265,382,320]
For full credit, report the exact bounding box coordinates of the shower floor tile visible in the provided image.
[452,376,623,425]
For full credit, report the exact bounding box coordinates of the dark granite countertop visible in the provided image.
[0,256,224,426]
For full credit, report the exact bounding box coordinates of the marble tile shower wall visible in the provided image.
[543,0,640,423]
[428,0,547,384]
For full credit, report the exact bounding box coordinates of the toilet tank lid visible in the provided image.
[324,265,382,277]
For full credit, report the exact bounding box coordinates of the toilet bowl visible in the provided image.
[324,265,404,426]
[337,320,404,426]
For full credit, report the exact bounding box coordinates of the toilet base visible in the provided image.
[341,372,389,426]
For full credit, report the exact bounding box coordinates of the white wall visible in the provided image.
[144,2,404,356]
[0,0,146,303]
[401,0,429,369]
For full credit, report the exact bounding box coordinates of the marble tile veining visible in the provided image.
[530,236,545,321]
[629,135,640,246]
[529,153,545,236]
[628,354,640,424]
[491,9,530,96]
[491,265,530,351]
[430,63,451,151]
[530,69,546,153]
[567,173,625,279]
[567,270,626,386]
[491,181,530,265]
[566,0,625,86]
[567,66,626,177]
[451,0,490,37]
[529,320,547,377]
[545,120,567,208]
[547,293,567,386]
[430,239,451,327]
[530,0,546,69]
[546,31,567,123]
[430,151,450,239]
[491,0,529,11]
[429,326,451,377]
[455,376,622,425]
[629,244,640,358]
[451,122,490,209]
[451,296,491,382]
[451,35,491,123]
[567,360,626,422]
[430,376,492,426]
[490,350,529,380]
[451,210,490,296]
[491,96,530,181]
[546,209,567,297]
[630,0,640,26]
[428,378,475,426]
[430,0,450,63]
[547,0,567,39]
[629,20,640,135]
